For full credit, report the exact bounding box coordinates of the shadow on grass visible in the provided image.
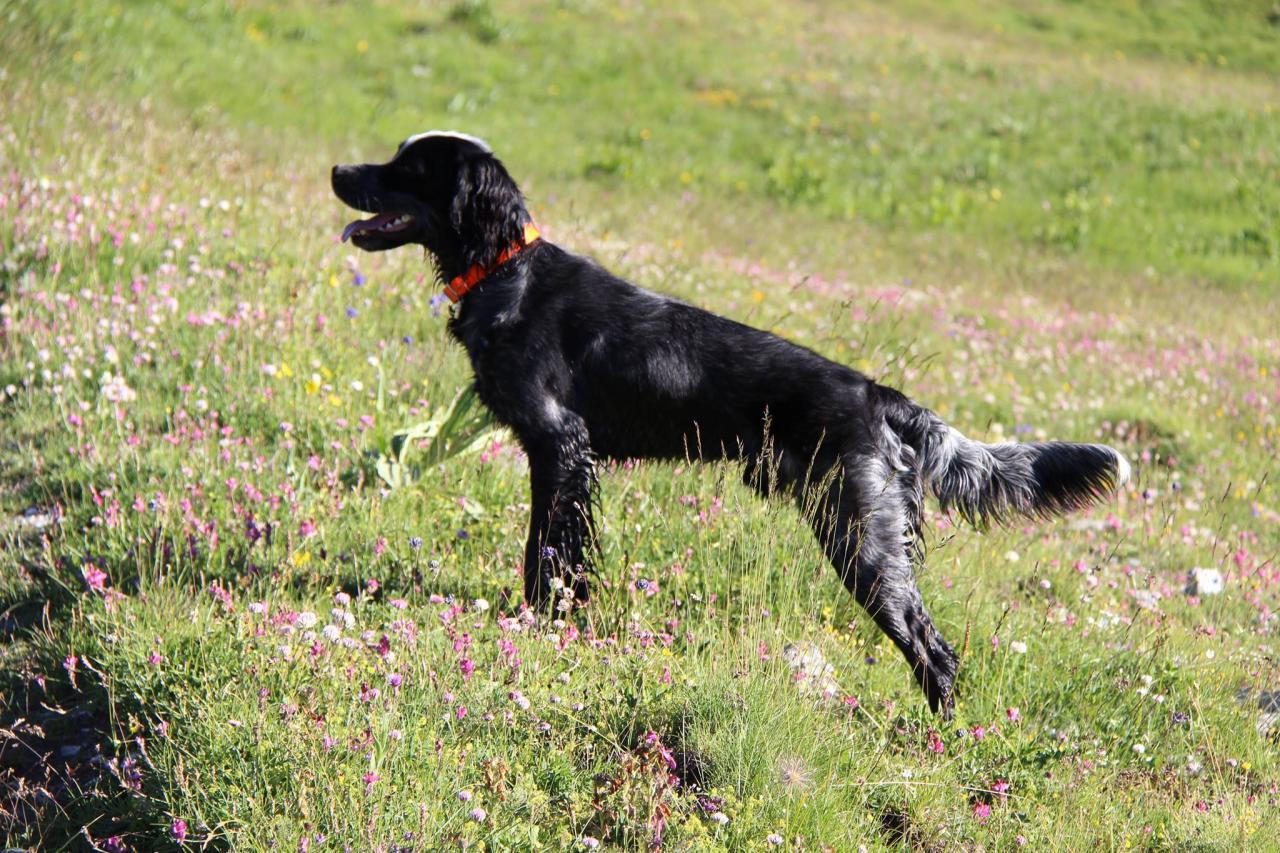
[0,545,186,850]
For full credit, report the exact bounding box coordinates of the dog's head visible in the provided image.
[331,131,529,276]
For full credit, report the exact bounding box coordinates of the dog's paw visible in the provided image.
[570,568,591,604]
[918,641,960,719]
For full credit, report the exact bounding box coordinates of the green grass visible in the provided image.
[14,0,1280,294]
[2,0,1279,849]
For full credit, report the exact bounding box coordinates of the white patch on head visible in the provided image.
[394,130,493,159]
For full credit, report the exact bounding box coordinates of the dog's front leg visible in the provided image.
[521,416,595,611]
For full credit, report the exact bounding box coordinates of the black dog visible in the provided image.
[332,132,1130,715]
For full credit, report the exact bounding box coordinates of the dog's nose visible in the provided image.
[330,164,350,190]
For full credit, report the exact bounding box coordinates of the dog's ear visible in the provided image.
[449,154,527,268]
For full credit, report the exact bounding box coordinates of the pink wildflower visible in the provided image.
[926,729,944,754]
[82,564,108,592]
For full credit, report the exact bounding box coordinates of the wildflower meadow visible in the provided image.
[2,0,1278,849]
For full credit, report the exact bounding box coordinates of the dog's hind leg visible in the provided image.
[805,456,959,716]
[522,413,596,611]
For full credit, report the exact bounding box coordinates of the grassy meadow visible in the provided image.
[2,0,1279,849]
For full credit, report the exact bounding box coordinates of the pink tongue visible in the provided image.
[341,212,398,242]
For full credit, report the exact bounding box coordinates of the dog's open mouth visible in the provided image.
[341,212,415,243]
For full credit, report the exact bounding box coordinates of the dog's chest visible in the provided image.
[456,331,547,433]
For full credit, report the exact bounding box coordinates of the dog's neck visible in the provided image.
[441,222,542,303]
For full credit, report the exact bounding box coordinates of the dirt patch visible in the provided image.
[877,804,942,852]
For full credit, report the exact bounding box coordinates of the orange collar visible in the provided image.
[443,222,541,303]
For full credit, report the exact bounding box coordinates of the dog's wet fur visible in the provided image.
[332,132,1131,715]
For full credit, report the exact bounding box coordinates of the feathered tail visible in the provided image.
[878,386,1130,525]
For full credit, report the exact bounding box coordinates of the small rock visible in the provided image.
[1185,568,1224,596]
[1130,589,1162,611]
[1235,690,1279,738]
[782,642,839,699]
[14,506,57,531]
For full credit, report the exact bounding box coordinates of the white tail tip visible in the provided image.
[1113,450,1132,487]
